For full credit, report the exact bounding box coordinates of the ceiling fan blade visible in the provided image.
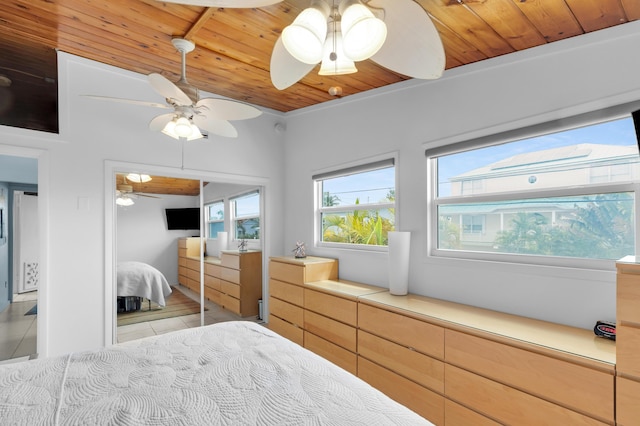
[192,114,238,138]
[82,95,169,109]
[157,0,282,6]
[196,98,261,121]
[369,0,445,80]
[135,193,161,199]
[270,36,316,90]
[148,73,193,106]
[149,113,175,132]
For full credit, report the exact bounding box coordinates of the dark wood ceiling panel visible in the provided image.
[0,0,636,118]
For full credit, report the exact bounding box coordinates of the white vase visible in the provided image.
[217,231,228,255]
[388,231,410,295]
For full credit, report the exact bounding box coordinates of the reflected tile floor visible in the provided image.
[117,285,262,343]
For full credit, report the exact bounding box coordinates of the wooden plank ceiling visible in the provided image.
[116,174,203,196]
[1,0,639,115]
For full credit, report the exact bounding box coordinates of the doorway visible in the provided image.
[0,150,44,363]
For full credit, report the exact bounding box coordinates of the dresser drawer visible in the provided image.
[178,252,187,265]
[221,280,240,299]
[178,265,188,278]
[186,258,200,272]
[204,274,221,291]
[186,278,200,293]
[358,357,444,425]
[304,310,356,352]
[187,268,200,281]
[617,324,640,378]
[222,293,240,314]
[444,400,500,426]
[269,279,303,306]
[358,303,444,360]
[358,330,444,393]
[446,364,606,425]
[204,286,222,305]
[617,376,640,426]
[221,252,240,269]
[445,329,613,422]
[221,267,240,284]
[270,297,304,327]
[304,331,357,375]
[268,315,303,346]
[270,261,305,285]
[304,288,357,326]
[204,263,221,278]
[618,272,640,324]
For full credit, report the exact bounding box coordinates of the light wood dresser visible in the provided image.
[268,256,384,374]
[359,292,615,426]
[266,255,617,425]
[616,256,640,425]
[178,237,262,317]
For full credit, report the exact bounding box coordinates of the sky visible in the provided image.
[437,116,639,196]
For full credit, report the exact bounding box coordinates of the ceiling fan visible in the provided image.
[115,174,161,206]
[270,0,445,90]
[85,38,262,139]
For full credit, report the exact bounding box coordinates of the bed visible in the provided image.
[117,261,172,307]
[0,321,432,425]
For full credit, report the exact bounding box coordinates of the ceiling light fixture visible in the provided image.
[281,0,385,73]
[271,0,445,91]
[116,195,135,206]
[161,115,204,141]
[126,173,152,183]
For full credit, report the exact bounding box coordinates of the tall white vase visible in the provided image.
[217,231,228,255]
[388,231,411,296]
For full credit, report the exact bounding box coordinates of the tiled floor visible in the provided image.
[0,292,38,362]
[0,286,261,362]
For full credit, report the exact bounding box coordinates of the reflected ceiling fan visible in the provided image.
[86,38,262,139]
[116,174,160,206]
[270,0,445,90]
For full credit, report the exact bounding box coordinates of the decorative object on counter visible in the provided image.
[238,239,248,252]
[217,231,228,253]
[388,231,410,295]
[292,241,306,258]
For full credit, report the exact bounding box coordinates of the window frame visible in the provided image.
[426,107,640,270]
[314,154,398,252]
[230,189,261,242]
[204,199,225,239]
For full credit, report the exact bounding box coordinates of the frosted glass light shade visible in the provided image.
[319,22,357,76]
[340,1,387,61]
[162,119,204,141]
[116,196,134,206]
[282,1,330,64]
[126,173,151,183]
[174,116,192,137]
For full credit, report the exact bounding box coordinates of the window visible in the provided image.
[314,158,396,248]
[428,114,640,268]
[205,200,224,238]
[231,191,260,240]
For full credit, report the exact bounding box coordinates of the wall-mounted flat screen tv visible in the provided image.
[165,207,200,230]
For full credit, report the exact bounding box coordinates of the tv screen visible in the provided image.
[165,208,200,230]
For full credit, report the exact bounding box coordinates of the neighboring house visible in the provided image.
[442,144,639,251]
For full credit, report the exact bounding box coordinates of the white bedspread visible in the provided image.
[0,321,432,425]
[117,261,172,307]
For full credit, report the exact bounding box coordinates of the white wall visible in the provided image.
[117,193,199,284]
[0,52,286,357]
[282,21,640,330]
